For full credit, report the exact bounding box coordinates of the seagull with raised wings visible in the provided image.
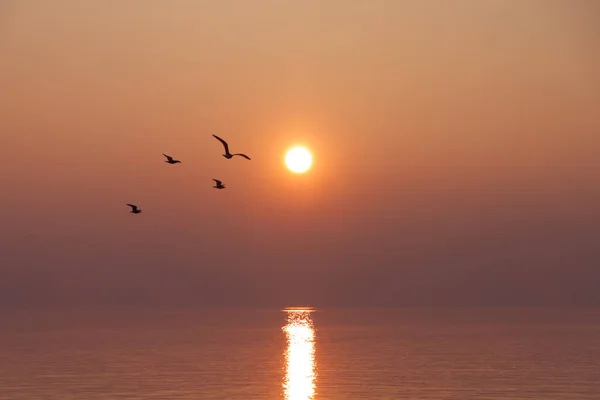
[163,154,181,164]
[212,179,226,189]
[212,134,251,160]
[126,204,142,214]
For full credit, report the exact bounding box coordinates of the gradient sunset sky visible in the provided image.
[1,0,599,308]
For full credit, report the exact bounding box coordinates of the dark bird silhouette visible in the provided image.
[212,134,251,160]
[163,154,181,164]
[126,204,142,214]
[212,179,226,189]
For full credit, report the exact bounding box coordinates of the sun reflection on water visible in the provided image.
[282,308,317,400]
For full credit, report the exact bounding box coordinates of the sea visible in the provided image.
[0,307,599,399]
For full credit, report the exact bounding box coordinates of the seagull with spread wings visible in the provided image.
[212,179,226,189]
[162,154,181,164]
[212,134,251,160]
[126,204,142,214]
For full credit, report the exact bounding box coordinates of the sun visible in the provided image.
[285,147,313,174]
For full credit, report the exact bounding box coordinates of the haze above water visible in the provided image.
[1,0,600,309]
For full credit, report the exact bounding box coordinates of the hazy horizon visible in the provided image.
[1,0,599,309]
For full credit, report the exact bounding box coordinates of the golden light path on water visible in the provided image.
[282,308,317,400]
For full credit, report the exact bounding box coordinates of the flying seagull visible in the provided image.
[126,204,142,214]
[163,154,181,164]
[212,179,226,189]
[212,134,251,160]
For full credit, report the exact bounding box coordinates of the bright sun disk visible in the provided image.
[285,147,312,173]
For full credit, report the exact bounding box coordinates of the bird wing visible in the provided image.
[212,179,222,185]
[162,154,173,161]
[234,153,251,160]
[212,134,230,153]
[126,204,138,211]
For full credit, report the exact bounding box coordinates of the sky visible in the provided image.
[1,0,599,308]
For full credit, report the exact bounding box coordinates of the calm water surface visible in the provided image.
[1,308,599,399]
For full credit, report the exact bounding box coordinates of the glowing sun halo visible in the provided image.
[285,147,313,173]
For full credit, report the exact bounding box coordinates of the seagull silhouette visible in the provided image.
[126,204,142,214]
[212,134,251,160]
[212,179,226,189]
[163,154,181,164]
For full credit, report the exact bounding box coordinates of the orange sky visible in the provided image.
[1,0,599,307]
